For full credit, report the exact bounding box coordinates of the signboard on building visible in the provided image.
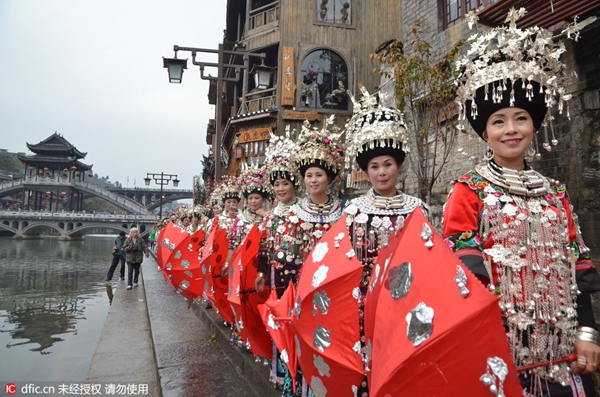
[282,110,321,121]
[281,47,296,106]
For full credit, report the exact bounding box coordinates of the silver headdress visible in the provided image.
[455,8,591,156]
[263,125,301,187]
[344,86,409,173]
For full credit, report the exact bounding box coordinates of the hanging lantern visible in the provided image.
[88,173,94,178]
[74,193,79,198]
[44,167,49,171]
[70,166,77,171]
[45,191,51,197]
[38,170,43,174]
[28,166,34,171]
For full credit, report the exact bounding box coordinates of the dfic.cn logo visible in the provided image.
[4,383,17,395]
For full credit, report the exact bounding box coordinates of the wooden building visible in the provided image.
[17,133,93,211]
[207,0,404,177]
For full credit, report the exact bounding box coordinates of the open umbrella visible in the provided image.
[289,214,365,397]
[228,224,272,359]
[156,220,188,271]
[364,209,523,397]
[164,233,204,307]
[257,280,298,389]
[200,218,234,325]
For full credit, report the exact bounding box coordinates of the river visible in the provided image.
[0,236,116,384]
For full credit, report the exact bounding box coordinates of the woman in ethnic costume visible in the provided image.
[443,14,600,396]
[343,88,427,396]
[254,128,302,387]
[273,116,345,397]
[222,163,272,276]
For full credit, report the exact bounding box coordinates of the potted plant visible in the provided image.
[341,2,350,23]
[320,0,328,20]
[332,80,347,102]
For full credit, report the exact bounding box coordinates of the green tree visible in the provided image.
[0,152,23,174]
[371,21,464,206]
[194,177,206,206]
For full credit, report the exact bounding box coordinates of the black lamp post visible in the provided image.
[144,172,180,219]
[162,44,266,181]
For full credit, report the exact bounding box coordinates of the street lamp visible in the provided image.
[162,44,266,181]
[144,172,180,219]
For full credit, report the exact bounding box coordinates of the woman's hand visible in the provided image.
[220,263,229,278]
[572,340,600,374]
[254,275,266,292]
[255,208,267,217]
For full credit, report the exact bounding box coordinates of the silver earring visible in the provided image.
[484,146,494,161]
[325,186,332,195]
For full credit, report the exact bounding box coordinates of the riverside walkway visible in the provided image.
[86,253,279,397]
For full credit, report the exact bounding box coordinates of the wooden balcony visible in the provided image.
[247,1,279,36]
[238,88,277,115]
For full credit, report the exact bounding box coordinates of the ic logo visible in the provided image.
[4,383,17,395]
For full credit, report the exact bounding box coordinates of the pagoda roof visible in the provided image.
[26,132,87,158]
[17,153,93,171]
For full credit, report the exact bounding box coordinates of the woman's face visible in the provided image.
[212,204,222,214]
[303,167,331,196]
[224,198,239,212]
[483,107,535,169]
[273,179,296,204]
[182,217,190,227]
[366,155,400,196]
[246,193,265,211]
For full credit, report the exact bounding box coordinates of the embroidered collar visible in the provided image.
[347,188,423,216]
[239,209,263,224]
[292,196,343,223]
[273,198,297,218]
[476,160,550,197]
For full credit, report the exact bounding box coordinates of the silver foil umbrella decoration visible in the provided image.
[420,223,434,249]
[310,376,328,397]
[455,265,470,297]
[181,259,190,269]
[174,250,182,259]
[313,354,331,377]
[480,356,509,397]
[313,325,331,352]
[313,290,331,315]
[406,302,434,346]
[387,262,413,300]
[312,265,329,288]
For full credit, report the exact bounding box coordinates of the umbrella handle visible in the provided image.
[516,354,600,372]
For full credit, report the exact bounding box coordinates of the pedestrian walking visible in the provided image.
[105,231,126,281]
[123,227,150,290]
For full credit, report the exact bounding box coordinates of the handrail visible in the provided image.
[0,210,158,222]
[249,1,279,15]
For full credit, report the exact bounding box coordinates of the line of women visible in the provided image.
[159,15,600,397]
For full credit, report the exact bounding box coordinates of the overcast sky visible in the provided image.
[0,1,226,192]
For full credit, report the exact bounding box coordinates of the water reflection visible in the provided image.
[0,236,113,382]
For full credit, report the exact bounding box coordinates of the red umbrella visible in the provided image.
[364,209,522,397]
[257,281,298,389]
[200,218,234,325]
[227,224,272,359]
[156,221,188,271]
[164,233,203,307]
[289,214,365,396]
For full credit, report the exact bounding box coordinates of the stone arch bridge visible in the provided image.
[0,179,193,214]
[0,211,158,240]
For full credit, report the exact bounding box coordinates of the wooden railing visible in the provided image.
[248,1,279,32]
[238,88,277,115]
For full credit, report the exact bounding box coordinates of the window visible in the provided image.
[317,0,352,25]
[300,49,349,110]
[443,0,497,29]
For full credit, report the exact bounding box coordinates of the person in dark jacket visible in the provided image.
[123,227,149,290]
[105,231,126,281]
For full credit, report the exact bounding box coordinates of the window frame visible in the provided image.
[297,46,352,114]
